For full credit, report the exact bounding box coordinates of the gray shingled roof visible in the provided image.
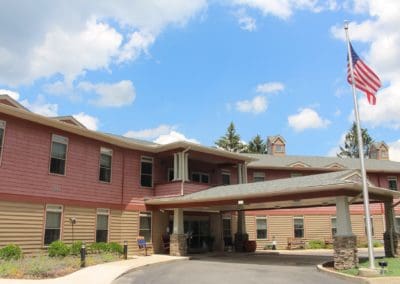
[246,154,400,173]
[102,132,160,146]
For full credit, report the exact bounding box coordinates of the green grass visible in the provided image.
[341,257,400,277]
[0,253,122,279]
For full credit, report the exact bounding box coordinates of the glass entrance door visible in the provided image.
[184,219,210,252]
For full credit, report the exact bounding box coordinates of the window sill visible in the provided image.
[49,172,66,177]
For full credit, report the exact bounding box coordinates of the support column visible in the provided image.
[333,196,358,270]
[234,210,248,252]
[383,200,398,257]
[170,208,187,256]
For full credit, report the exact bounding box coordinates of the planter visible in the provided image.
[244,240,256,252]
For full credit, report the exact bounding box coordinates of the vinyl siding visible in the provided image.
[62,206,96,244]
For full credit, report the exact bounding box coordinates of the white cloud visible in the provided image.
[0,1,207,86]
[326,132,346,157]
[288,108,330,132]
[154,130,199,145]
[256,82,285,94]
[124,124,176,140]
[20,95,58,117]
[234,9,257,31]
[236,95,267,114]
[0,89,20,100]
[73,112,99,131]
[388,140,400,162]
[78,80,136,107]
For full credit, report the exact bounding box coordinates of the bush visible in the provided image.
[70,241,83,255]
[307,240,325,249]
[48,241,70,257]
[88,242,108,254]
[0,244,22,260]
[106,242,123,255]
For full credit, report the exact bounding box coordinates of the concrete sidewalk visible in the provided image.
[0,255,189,284]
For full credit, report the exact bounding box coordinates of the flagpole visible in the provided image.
[344,21,375,270]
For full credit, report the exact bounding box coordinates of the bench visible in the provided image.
[137,236,152,256]
[287,237,305,250]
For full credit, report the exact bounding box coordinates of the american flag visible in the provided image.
[347,43,382,105]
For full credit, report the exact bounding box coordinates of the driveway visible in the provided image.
[113,251,352,284]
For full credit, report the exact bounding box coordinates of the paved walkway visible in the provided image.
[0,255,189,284]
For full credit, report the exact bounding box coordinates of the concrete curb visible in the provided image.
[316,264,369,284]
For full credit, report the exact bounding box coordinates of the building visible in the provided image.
[0,94,399,268]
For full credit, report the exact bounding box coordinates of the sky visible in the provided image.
[0,0,400,160]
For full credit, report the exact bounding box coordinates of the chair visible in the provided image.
[162,233,170,254]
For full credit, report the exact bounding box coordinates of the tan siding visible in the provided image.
[62,206,96,244]
[152,211,169,254]
[269,216,293,249]
[120,210,147,256]
[372,214,384,240]
[109,209,122,244]
[245,215,256,240]
[305,215,332,240]
[0,201,44,254]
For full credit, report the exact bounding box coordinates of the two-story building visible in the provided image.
[0,94,399,263]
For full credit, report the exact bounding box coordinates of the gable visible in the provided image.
[287,161,311,168]
[52,116,86,129]
[325,162,345,169]
[0,95,29,111]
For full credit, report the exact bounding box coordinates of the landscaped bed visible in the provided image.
[0,241,124,279]
[340,258,400,277]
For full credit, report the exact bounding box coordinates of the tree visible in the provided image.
[215,122,245,152]
[337,122,374,158]
[246,134,267,154]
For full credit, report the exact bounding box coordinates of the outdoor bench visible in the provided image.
[137,236,152,256]
[287,237,305,250]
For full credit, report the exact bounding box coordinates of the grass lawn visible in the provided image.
[341,257,400,277]
[0,253,122,279]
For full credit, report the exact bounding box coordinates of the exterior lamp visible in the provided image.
[238,200,244,205]
[378,261,388,275]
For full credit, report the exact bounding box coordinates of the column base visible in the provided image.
[234,233,249,252]
[383,231,399,257]
[333,235,358,270]
[170,234,187,256]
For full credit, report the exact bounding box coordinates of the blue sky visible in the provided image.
[1,1,399,160]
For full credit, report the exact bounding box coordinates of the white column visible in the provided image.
[242,163,248,184]
[238,164,243,184]
[184,153,189,181]
[173,208,184,234]
[179,153,184,181]
[336,196,353,236]
[173,153,179,180]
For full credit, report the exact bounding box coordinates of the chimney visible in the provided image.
[369,141,389,160]
[267,135,286,156]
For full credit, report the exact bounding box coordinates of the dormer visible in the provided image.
[369,141,389,160]
[52,116,87,129]
[0,94,29,111]
[267,135,286,156]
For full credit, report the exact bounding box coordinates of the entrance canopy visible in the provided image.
[145,170,400,212]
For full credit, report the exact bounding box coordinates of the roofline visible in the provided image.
[0,104,255,162]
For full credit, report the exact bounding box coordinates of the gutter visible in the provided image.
[181,147,191,196]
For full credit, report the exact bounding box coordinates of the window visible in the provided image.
[96,208,109,243]
[396,216,400,230]
[50,134,68,175]
[141,156,153,187]
[99,148,112,182]
[331,217,337,237]
[294,217,304,238]
[222,171,230,185]
[388,177,398,191]
[256,217,268,239]
[139,212,152,242]
[44,205,63,245]
[253,172,265,182]
[381,150,388,159]
[364,217,374,236]
[0,120,5,163]
[223,218,232,238]
[275,145,284,153]
[191,172,209,184]
[168,168,174,182]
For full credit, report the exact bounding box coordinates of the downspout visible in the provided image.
[121,150,126,207]
[180,147,191,196]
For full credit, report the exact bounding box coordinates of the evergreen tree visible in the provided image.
[246,134,266,154]
[215,122,244,152]
[337,122,374,158]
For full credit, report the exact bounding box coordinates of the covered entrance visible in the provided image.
[146,170,400,269]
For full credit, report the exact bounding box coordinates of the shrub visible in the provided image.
[88,242,108,254]
[48,241,70,257]
[307,240,325,249]
[106,242,123,255]
[0,244,22,260]
[70,241,83,255]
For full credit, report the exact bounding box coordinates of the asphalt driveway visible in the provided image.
[113,252,350,284]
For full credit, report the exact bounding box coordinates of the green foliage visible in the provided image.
[358,240,382,248]
[338,122,374,158]
[70,241,83,255]
[48,241,70,257]
[245,134,267,154]
[306,240,325,249]
[215,122,245,153]
[341,257,400,277]
[88,242,108,254]
[106,242,123,254]
[0,244,22,260]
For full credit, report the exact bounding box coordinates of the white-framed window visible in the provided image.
[191,172,209,184]
[275,145,284,153]
[0,120,5,164]
[291,173,303,178]
[395,216,400,231]
[388,177,398,191]
[44,204,63,245]
[253,172,265,182]
[139,212,152,242]
[96,208,110,243]
[381,150,388,159]
[364,217,374,236]
[256,217,268,239]
[294,216,304,238]
[331,216,337,237]
[141,156,153,187]
[168,168,174,182]
[99,147,112,183]
[50,134,68,175]
[222,170,231,185]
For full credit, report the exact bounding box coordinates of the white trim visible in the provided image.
[0,120,5,165]
[388,176,398,191]
[139,211,152,243]
[49,134,68,176]
[46,204,63,212]
[253,172,265,182]
[255,216,268,240]
[97,208,110,215]
[99,147,113,183]
[140,156,154,188]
